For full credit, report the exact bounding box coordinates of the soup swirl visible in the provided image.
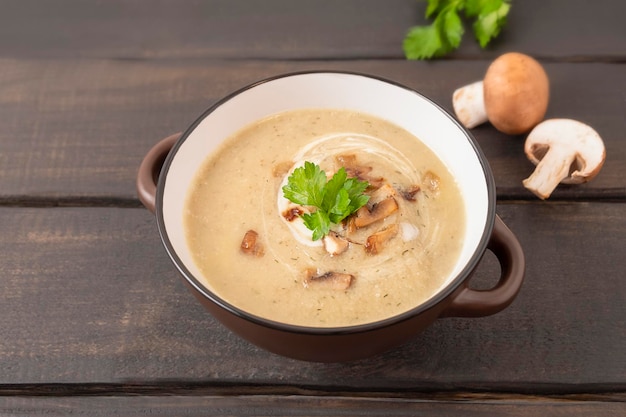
[185,109,465,327]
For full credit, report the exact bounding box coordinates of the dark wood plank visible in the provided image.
[0,59,624,201]
[0,203,624,390]
[0,0,624,60]
[1,395,625,417]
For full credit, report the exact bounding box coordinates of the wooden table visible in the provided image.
[1,1,624,415]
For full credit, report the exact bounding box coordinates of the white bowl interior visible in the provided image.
[160,72,491,305]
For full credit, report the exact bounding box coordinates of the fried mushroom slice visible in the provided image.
[423,171,440,193]
[272,160,294,178]
[353,196,399,228]
[322,231,349,256]
[399,184,421,202]
[282,206,304,222]
[335,154,385,189]
[369,183,398,202]
[240,230,264,257]
[365,224,399,255]
[304,269,354,290]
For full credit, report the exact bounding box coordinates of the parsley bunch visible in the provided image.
[403,0,511,60]
[282,162,370,241]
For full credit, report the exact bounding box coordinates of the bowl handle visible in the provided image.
[136,133,181,213]
[441,215,525,318]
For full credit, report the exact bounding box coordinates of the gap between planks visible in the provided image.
[1,383,626,401]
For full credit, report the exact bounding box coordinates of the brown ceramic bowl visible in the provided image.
[137,71,525,362]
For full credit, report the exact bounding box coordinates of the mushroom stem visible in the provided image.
[452,81,488,129]
[522,147,577,200]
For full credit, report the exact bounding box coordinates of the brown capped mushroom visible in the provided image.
[522,119,606,200]
[452,52,550,135]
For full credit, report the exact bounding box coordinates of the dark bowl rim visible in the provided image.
[155,70,497,335]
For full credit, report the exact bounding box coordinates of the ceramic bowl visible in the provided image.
[137,71,524,362]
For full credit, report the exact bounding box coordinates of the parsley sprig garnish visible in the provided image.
[403,0,511,60]
[282,162,370,241]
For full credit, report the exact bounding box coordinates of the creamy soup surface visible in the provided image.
[185,109,466,327]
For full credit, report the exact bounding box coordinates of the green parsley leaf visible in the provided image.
[464,0,491,17]
[439,6,464,51]
[403,0,511,60]
[403,23,445,60]
[302,210,331,242]
[322,166,349,215]
[344,178,370,214]
[281,161,327,207]
[282,162,370,241]
[472,1,510,48]
[425,0,443,18]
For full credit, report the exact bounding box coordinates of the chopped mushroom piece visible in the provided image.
[335,154,358,168]
[282,206,304,222]
[422,171,441,193]
[452,52,549,134]
[361,175,385,190]
[365,224,399,255]
[399,184,421,201]
[322,231,349,256]
[304,269,354,290]
[369,183,398,203]
[522,119,606,199]
[240,230,264,257]
[353,196,399,228]
[335,154,385,189]
[272,160,294,178]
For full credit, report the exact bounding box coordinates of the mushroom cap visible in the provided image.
[484,52,550,135]
[525,118,606,185]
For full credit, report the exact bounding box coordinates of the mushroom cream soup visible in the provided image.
[184,109,466,327]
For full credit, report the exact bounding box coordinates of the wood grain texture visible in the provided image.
[0,59,624,201]
[0,0,624,411]
[0,0,624,60]
[1,395,625,417]
[0,204,624,390]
